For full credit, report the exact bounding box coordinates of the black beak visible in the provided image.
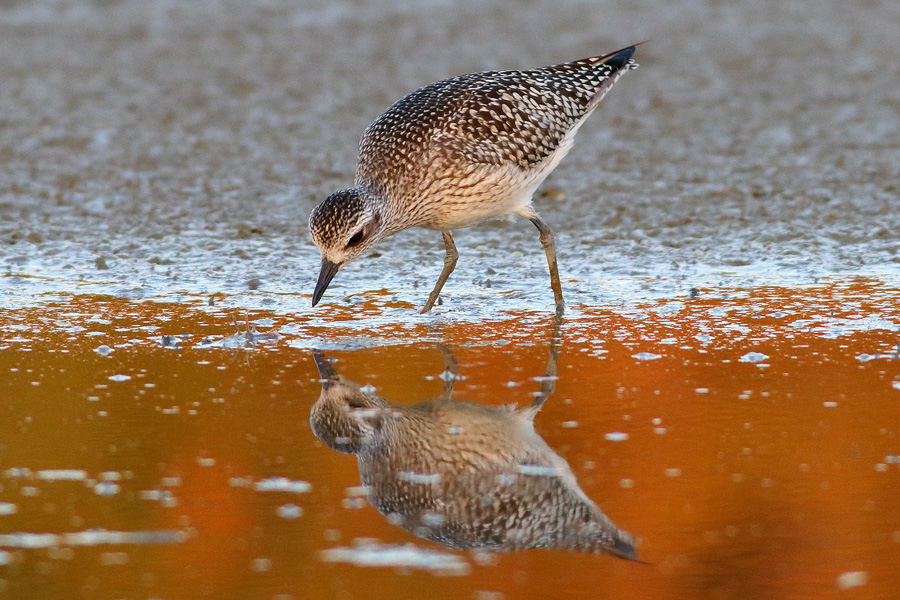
[312,259,341,307]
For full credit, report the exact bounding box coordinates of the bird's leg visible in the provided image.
[421,231,458,314]
[529,216,566,314]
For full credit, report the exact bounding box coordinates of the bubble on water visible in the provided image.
[344,485,370,497]
[605,432,629,442]
[739,352,769,363]
[515,464,558,477]
[108,374,131,382]
[892,381,900,391]
[836,571,867,590]
[251,557,272,572]
[341,497,366,509]
[94,345,113,356]
[254,477,312,494]
[664,468,682,477]
[421,512,445,527]
[856,352,896,363]
[0,530,185,548]
[37,469,87,481]
[94,482,120,496]
[620,479,635,489]
[276,504,303,519]
[398,471,441,484]
[319,541,470,575]
[632,352,662,361]
[0,551,10,565]
[823,401,838,408]
[0,503,17,515]
[196,457,216,467]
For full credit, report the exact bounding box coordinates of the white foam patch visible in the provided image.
[36,469,88,481]
[739,352,769,363]
[0,529,186,548]
[253,477,312,494]
[320,541,470,575]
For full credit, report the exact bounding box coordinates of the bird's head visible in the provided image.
[310,350,389,454]
[308,187,386,306]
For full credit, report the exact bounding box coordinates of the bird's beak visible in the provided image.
[312,259,341,307]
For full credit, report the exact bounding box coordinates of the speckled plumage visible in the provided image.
[309,45,639,311]
[310,350,637,558]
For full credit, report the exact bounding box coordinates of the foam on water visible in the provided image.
[320,541,470,575]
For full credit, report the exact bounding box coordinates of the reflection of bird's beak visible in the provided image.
[312,350,339,387]
[312,259,341,307]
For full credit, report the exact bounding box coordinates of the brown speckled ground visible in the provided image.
[1,0,898,310]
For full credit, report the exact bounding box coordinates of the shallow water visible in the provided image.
[3,0,900,598]
[2,282,900,599]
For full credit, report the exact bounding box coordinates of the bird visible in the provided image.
[309,348,638,559]
[309,44,640,313]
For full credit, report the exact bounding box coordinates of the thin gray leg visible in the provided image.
[529,216,566,314]
[421,231,458,314]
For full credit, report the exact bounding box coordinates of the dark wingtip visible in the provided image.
[604,45,636,70]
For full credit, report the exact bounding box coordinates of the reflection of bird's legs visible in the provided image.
[529,312,564,412]
[437,343,460,402]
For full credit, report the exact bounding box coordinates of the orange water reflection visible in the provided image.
[1,281,899,599]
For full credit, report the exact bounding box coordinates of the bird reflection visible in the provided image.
[309,321,637,560]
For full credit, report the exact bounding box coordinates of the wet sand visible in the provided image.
[2,0,900,599]
[1,0,899,310]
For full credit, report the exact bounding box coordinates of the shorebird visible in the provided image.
[309,44,640,313]
[309,344,638,558]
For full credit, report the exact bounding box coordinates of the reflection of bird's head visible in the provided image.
[310,351,389,454]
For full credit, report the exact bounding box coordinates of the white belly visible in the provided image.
[422,127,579,231]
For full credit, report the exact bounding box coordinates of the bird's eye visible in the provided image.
[346,230,365,248]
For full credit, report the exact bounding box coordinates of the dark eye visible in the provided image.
[346,230,365,248]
